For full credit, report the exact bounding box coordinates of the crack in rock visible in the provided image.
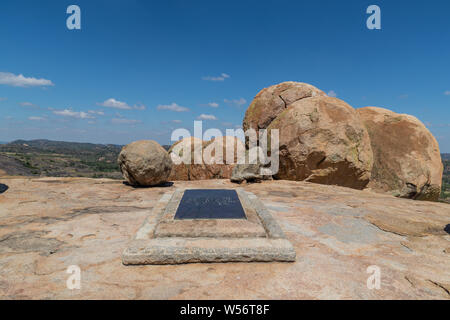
[428,280,450,296]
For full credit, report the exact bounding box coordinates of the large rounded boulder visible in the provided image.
[199,136,245,179]
[202,136,245,165]
[243,81,326,133]
[118,140,172,186]
[267,96,373,189]
[168,137,204,180]
[357,107,443,201]
[168,136,245,180]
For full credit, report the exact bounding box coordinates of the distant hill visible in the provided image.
[442,153,450,160]
[0,139,123,179]
[2,139,170,152]
[3,139,123,155]
[0,139,172,179]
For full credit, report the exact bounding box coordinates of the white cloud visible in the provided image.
[172,119,182,123]
[0,97,7,101]
[207,102,219,108]
[134,104,146,110]
[53,109,94,119]
[202,73,230,82]
[97,98,146,110]
[327,90,337,97]
[88,110,105,115]
[224,98,247,107]
[157,103,189,112]
[97,98,131,110]
[28,116,46,121]
[111,118,142,125]
[445,91,450,96]
[197,114,218,120]
[0,72,54,87]
[20,102,37,107]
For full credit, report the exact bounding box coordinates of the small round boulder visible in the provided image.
[118,140,173,186]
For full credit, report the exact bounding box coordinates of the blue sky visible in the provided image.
[0,0,449,151]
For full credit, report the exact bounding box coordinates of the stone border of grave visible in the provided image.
[153,188,267,238]
[122,188,296,265]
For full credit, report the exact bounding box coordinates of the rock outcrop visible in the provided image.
[357,107,443,201]
[240,82,444,198]
[243,81,326,134]
[1,177,449,299]
[169,136,245,180]
[267,96,373,189]
[118,140,172,186]
[202,135,245,165]
[168,137,203,180]
[231,147,272,183]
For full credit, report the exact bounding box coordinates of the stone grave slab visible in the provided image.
[174,189,246,220]
[122,188,296,264]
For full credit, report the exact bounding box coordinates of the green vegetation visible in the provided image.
[0,139,123,179]
[440,158,450,202]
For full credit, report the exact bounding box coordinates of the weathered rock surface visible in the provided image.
[358,107,443,201]
[118,140,172,186]
[168,137,203,180]
[169,136,245,180]
[267,96,373,189]
[231,147,271,183]
[0,177,449,299]
[243,81,326,134]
